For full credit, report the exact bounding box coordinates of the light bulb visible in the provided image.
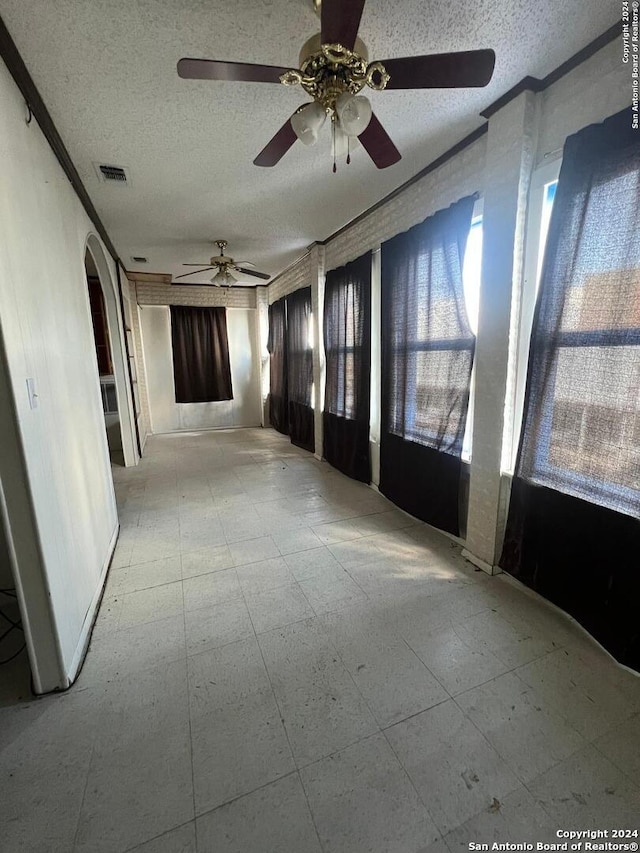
[291,101,327,146]
[335,93,372,136]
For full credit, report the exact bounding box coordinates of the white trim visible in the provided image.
[65,522,119,688]
[461,548,501,576]
[461,198,484,463]
[151,424,262,436]
[85,234,139,467]
[501,157,561,473]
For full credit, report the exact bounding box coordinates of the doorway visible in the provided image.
[83,236,139,467]
[85,250,124,465]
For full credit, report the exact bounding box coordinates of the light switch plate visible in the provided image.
[26,378,38,409]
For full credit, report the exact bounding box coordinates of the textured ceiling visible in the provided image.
[0,0,620,283]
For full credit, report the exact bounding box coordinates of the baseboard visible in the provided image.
[65,522,119,687]
[461,548,501,575]
[151,423,262,436]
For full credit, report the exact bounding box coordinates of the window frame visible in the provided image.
[460,199,483,461]
[501,156,561,474]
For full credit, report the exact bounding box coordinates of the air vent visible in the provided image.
[100,164,126,182]
[131,256,148,264]
[94,162,131,186]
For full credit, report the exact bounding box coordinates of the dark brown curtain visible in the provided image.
[170,305,233,403]
[286,287,314,452]
[380,195,475,535]
[501,107,640,671]
[323,251,372,482]
[267,297,288,435]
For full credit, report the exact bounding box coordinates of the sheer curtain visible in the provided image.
[501,107,640,670]
[286,287,314,451]
[380,195,475,535]
[267,297,288,435]
[323,251,372,482]
[170,305,233,403]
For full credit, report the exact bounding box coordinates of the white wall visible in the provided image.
[140,306,262,433]
[0,58,120,692]
[0,502,15,587]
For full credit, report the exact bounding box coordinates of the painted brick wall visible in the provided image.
[268,252,313,304]
[136,282,258,309]
[325,136,487,271]
[536,40,628,166]
[466,91,539,570]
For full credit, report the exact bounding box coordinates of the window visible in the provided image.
[515,110,640,516]
[170,306,233,403]
[286,286,314,451]
[323,252,372,482]
[382,194,476,455]
[325,281,359,419]
[267,297,288,435]
[380,194,476,535]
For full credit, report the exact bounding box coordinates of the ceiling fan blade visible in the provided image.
[253,114,299,167]
[182,262,212,266]
[358,113,401,169]
[321,0,366,50]
[177,58,293,84]
[380,49,496,89]
[173,267,214,280]
[234,267,271,280]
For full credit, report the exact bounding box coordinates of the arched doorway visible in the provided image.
[84,236,138,467]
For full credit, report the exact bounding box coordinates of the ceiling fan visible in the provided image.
[173,241,271,286]
[177,0,495,170]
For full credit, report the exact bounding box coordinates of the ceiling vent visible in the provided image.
[94,163,131,185]
[131,256,148,264]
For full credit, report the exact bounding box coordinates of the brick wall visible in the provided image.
[325,136,487,271]
[268,252,313,304]
[136,282,258,309]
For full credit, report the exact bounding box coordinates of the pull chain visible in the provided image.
[332,120,337,173]
[347,135,351,165]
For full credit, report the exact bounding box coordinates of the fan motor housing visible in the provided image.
[299,33,369,66]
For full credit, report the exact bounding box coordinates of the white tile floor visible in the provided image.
[1,427,639,853]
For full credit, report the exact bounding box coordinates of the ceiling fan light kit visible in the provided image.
[211,269,237,286]
[177,0,495,169]
[291,101,327,146]
[335,92,372,136]
[172,240,271,286]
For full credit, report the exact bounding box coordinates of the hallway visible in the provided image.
[1,428,639,853]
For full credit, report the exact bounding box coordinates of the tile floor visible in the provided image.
[1,428,639,853]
